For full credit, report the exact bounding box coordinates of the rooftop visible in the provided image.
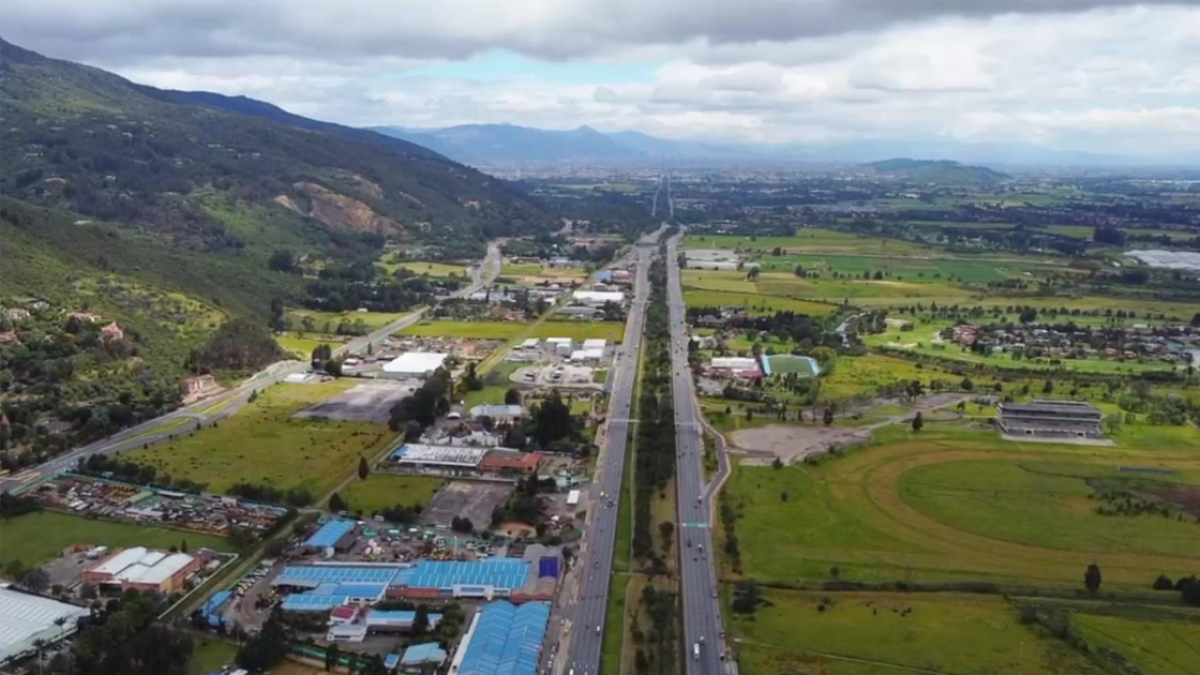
[457,601,550,675]
[304,520,356,549]
[402,642,448,666]
[391,444,489,467]
[405,560,530,591]
[0,588,90,663]
[382,351,449,375]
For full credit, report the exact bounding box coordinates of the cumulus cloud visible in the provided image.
[3,0,1199,157]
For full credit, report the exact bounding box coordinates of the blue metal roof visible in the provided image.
[275,564,403,587]
[279,594,347,612]
[458,602,550,675]
[332,583,386,599]
[304,520,355,548]
[383,653,400,669]
[406,560,530,591]
[402,642,448,665]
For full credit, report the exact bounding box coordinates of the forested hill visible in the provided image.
[864,158,1009,184]
[0,37,552,259]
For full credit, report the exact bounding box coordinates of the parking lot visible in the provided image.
[420,480,513,530]
[293,380,416,423]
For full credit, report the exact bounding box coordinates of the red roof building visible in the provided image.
[480,450,544,475]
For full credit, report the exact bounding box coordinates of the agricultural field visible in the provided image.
[1071,611,1200,675]
[531,320,627,342]
[1,511,234,568]
[732,590,1107,675]
[128,380,394,497]
[275,331,343,359]
[286,308,408,332]
[720,424,1200,590]
[501,262,589,279]
[377,257,469,278]
[684,288,839,315]
[398,320,524,340]
[683,229,929,256]
[338,473,446,515]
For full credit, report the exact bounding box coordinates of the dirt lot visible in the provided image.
[731,424,873,465]
[420,480,513,529]
[293,381,415,423]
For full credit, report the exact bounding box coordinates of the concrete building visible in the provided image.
[82,547,200,593]
[0,587,91,664]
[469,404,526,422]
[581,339,607,351]
[390,444,489,471]
[382,352,448,379]
[996,400,1105,440]
[180,374,217,397]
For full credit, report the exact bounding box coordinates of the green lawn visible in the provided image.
[531,321,626,342]
[600,572,630,675]
[683,288,838,315]
[733,590,1106,675]
[187,639,238,675]
[398,320,524,340]
[463,362,521,409]
[275,332,342,359]
[722,426,1200,590]
[378,259,468,278]
[1072,612,1200,675]
[338,474,446,515]
[683,229,928,256]
[287,308,408,331]
[128,381,394,497]
[1,511,234,568]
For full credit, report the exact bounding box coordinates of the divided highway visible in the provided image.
[666,231,729,675]
[564,233,659,675]
[0,243,502,494]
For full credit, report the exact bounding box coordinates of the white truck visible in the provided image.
[693,643,700,660]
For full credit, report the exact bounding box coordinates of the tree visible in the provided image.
[237,607,291,672]
[357,456,370,480]
[1019,308,1038,324]
[911,412,924,432]
[412,605,431,637]
[959,377,974,392]
[658,521,675,553]
[329,492,347,513]
[269,249,297,272]
[463,362,483,391]
[21,568,49,594]
[771,456,783,470]
[823,407,834,426]
[504,388,522,405]
[1152,574,1174,591]
[1042,379,1055,395]
[325,643,342,672]
[1084,563,1102,593]
[324,358,343,377]
[1191,312,1200,328]
[732,579,759,614]
[793,264,805,277]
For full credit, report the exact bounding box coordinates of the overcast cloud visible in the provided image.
[4,0,1199,157]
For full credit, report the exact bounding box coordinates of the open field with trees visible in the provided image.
[720,424,1200,590]
[337,473,445,516]
[376,258,469,278]
[128,380,394,500]
[398,320,524,340]
[1,510,234,568]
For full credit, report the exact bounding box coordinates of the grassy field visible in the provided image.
[684,230,929,256]
[1,511,234,568]
[187,639,238,675]
[378,258,468,278]
[733,590,1107,675]
[287,308,407,331]
[1072,612,1200,675]
[531,320,627,342]
[683,288,839,315]
[275,331,343,358]
[863,319,1177,375]
[463,361,520,409]
[338,473,446,515]
[129,381,394,497]
[721,425,1200,590]
[502,262,589,278]
[398,320,524,340]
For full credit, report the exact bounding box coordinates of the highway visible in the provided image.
[665,230,730,675]
[563,232,659,675]
[0,242,502,494]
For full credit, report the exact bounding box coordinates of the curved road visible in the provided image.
[0,242,502,494]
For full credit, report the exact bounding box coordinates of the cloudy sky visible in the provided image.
[5,0,1200,156]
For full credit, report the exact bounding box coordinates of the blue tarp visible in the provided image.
[537,557,559,579]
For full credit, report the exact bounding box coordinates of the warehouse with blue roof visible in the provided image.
[303,520,357,552]
[453,601,550,675]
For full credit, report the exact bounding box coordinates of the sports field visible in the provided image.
[733,589,1107,675]
[339,474,446,515]
[721,425,1200,590]
[1,511,234,568]
[128,381,394,497]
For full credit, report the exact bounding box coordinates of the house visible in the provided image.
[100,322,124,341]
[180,374,217,396]
[4,308,30,321]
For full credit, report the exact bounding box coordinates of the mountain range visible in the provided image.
[370,123,1192,169]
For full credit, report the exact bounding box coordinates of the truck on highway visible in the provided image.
[694,644,700,660]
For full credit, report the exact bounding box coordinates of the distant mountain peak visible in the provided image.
[865,157,1009,183]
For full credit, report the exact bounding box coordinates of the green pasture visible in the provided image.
[1072,612,1200,675]
[339,473,446,515]
[378,259,469,278]
[287,308,407,331]
[275,332,342,358]
[399,320,524,340]
[129,380,394,497]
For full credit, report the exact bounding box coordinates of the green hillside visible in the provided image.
[865,158,1009,184]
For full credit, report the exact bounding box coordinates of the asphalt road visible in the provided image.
[563,234,659,675]
[0,242,502,494]
[665,231,730,675]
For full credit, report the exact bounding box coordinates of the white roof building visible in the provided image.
[545,337,572,344]
[0,587,90,664]
[469,404,526,420]
[382,352,448,379]
[581,339,607,350]
[711,357,760,373]
[392,444,488,468]
[571,290,625,305]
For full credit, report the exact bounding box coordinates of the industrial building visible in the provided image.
[391,444,489,471]
[82,547,200,593]
[381,352,449,379]
[479,450,543,475]
[303,520,358,553]
[469,404,526,422]
[570,290,625,305]
[451,601,551,675]
[0,587,91,664]
[996,400,1106,440]
[326,606,443,643]
[400,642,448,670]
